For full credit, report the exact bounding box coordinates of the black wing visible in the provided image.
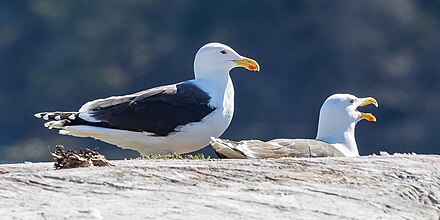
[68,82,216,136]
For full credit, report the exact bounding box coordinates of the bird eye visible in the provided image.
[349,99,355,104]
[220,50,227,54]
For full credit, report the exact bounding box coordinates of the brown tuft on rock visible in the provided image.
[51,145,112,169]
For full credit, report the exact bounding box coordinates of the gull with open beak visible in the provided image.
[211,94,378,158]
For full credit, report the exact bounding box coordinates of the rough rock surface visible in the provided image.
[0,155,439,220]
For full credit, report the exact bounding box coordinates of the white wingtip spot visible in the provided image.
[34,113,42,118]
[44,122,53,129]
[55,116,61,120]
[44,121,64,129]
[43,115,49,120]
[59,130,70,135]
[68,114,76,120]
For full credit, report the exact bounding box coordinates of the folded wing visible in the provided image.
[70,82,216,136]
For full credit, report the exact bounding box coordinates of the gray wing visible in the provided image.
[210,137,344,159]
[267,139,345,158]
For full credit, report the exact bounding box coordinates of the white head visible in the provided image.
[194,42,260,80]
[315,94,378,157]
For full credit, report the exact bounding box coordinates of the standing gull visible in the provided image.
[35,43,259,155]
[211,94,378,158]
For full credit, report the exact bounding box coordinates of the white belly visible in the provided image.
[61,108,232,155]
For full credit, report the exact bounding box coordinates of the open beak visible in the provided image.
[233,56,260,71]
[358,97,378,122]
[360,113,377,122]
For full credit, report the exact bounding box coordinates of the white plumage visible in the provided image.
[315,94,378,157]
[35,42,259,155]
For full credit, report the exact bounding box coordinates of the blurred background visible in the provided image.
[1,0,439,162]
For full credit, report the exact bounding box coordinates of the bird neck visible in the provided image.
[193,69,233,107]
[316,120,359,157]
[194,62,231,89]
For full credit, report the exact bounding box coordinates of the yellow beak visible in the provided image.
[361,113,377,122]
[233,56,260,71]
[358,97,379,107]
[358,97,378,122]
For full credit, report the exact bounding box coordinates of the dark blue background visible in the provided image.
[1,1,439,162]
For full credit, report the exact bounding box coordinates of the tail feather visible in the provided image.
[210,137,247,159]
